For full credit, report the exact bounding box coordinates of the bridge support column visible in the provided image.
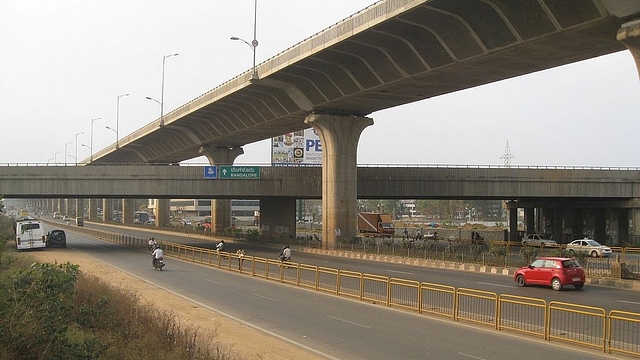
[198,145,244,234]
[508,208,518,241]
[156,199,171,227]
[617,19,640,79]
[305,113,373,249]
[618,209,630,245]
[632,206,640,245]
[594,208,607,245]
[75,199,84,218]
[122,199,134,224]
[524,208,535,234]
[57,199,64,214]
[64,198,71,217]
[260,197,296,242]
[88,199,98,220]
[102,199,113,222]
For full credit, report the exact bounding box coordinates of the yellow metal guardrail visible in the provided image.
[608,310,640,356]
[548,301,606,352]
[74,233,640,356]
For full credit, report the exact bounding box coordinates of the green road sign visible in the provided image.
[219,166,260,179]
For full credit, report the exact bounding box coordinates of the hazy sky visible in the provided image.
[1,1,639,168]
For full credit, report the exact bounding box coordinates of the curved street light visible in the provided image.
[64,142,73,166]
[231,0,258,81]
[116,94,129,148]
[90,118,101,162]
[54,151,61,164]
[75,131,84,165]
[158,53,179,127]
[106,126,117,147]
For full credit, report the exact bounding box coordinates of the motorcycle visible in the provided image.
[152,256,165,271]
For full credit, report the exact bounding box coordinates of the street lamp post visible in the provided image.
[106,126,117,149]
[75,131,84,165]
[90,117,101,163]
[64,142,72,166]
[116,94,129,148]
[81,144,91,159]
[231,0,259,81]
[54,151,61,164]
[157,53,179,127]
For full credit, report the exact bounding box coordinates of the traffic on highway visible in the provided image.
[37,217,640,359]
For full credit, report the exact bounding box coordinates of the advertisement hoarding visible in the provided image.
[271,128,322,166]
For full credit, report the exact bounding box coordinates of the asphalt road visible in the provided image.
[49,222,638,360]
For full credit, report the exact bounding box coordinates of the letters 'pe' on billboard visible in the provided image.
[271,128,322,166]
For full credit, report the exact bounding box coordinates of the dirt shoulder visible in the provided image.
[26,247,326,360]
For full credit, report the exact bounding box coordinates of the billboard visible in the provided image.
[272,128,322,166]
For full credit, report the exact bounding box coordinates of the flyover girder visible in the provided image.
[86,0,634,165]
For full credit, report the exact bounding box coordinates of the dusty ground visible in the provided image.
[25,247,326,360]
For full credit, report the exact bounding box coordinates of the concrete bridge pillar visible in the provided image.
[305,113,373,249]
[102,199,113,222]
[122,199,134,224]
[524,208,535,234]
[198,145,244,234]
[508,207,518,241]
[75,199,84,218]
[260,197,296,242]
[617,19,640,79]
[57,199,64,214]
[88,199,98,220]
[632,206,640,245]
[64,198,71,217]
[156,199,171,227]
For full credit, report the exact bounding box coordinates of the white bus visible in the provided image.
[14,218,46,250]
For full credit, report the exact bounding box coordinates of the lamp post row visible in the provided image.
[57,0,259,164]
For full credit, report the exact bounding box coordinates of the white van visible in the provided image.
[15,218,46,250]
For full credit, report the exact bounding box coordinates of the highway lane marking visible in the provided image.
[252,293,279,302]
[618,300,640,305]
[477,281,512,288]
[203,279,222,285]
[327,315,370,329]
[386,269,414,275]
[458,353,487,360]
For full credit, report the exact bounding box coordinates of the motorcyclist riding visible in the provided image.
[152,245,164,268]
[216,240,225,253]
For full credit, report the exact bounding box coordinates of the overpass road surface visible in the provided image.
[53,228,633,360]
[56,220,640,318]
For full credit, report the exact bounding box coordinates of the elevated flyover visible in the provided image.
[5,165,640,244]
[89,0,640,164]
[84,0,640,246]
[2,165,639,200]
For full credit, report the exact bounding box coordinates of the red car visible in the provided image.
[514,257,585,291]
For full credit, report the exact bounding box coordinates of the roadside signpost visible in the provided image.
[203,166,218,179]
[219,166,260,179]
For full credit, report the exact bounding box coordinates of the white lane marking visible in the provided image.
[327,315,370,329]
[203,279,222,285]
[252,293,279,302]
[458,352,487,360]
[386,269,414,275]
[618,300,640,305]
[477,281,512,288]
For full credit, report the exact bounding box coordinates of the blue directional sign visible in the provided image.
[203,166,218,179]
[219,166,260,179]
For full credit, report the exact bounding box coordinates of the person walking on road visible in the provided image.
[236,247,245,269]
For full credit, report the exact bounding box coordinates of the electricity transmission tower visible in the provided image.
[500,140,515,168]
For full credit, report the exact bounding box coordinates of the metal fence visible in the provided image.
[53,222,640,356]
[160,240,639,356]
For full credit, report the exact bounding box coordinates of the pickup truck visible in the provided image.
[521,234,557,247]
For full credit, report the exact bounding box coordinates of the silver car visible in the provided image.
[566,238,612,258]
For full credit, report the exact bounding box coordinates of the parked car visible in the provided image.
[46,230,67,248]
[521,234,557,247]
[566,238,612,258]
[514,257,585,291]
